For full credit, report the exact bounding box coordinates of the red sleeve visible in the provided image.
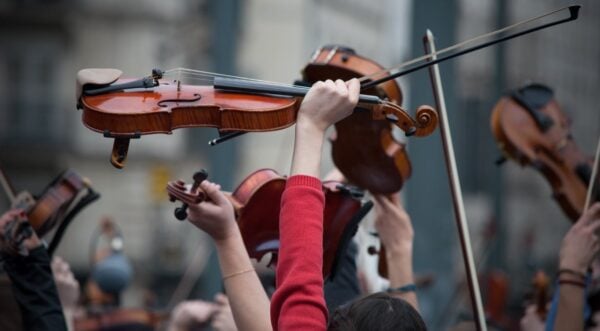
[270,175,328,331]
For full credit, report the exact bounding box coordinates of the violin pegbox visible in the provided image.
[166,170,208,221]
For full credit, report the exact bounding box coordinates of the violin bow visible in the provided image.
[0,166,16,204]
[584,135,600,211]
[423,30,487,331]
[361,5,580,89]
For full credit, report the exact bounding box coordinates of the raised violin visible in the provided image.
[166,169,373,279]
[0,167,100,255]
[491,83,599,221]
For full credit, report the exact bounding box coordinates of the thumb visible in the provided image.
[200,181,228,206]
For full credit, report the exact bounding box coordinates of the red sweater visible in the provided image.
[270,175,328,331]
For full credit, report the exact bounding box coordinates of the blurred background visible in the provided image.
[0,0,598,328]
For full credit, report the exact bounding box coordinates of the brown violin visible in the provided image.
[301,45,424,194]
[166,169,372,279]
[0,167,99,254]
[491,83,599,221]
[77,68,437,169]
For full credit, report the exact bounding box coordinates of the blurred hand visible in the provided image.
[559,203,600,273]
[186,180,238,243]
[211,293,237,331]
[169,300,217,331]
[0,208,40,256]
[372,194,414,254]
[520,304,545,331]
[297,79,359,134]
[51,256,80,310]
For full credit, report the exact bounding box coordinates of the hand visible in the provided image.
[186,180,238,243]
[51,256,80,310]
[169,300,217,330]
[297,79,359,134]
[559,203,600,273]
[0,208,40,256]
[520,304,546,331]
[211,293,237,331]
[372,194,414,254]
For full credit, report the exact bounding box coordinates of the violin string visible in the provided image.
[357,5,572,82]
[584,135,600,211]
[164,68,300,88]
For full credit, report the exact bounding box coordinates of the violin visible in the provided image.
[166,169,372,279]
[301,45,419,194]
[491,83,599,221]
[74,308,164,331]
[0,168,99,254]
[77,68,437,169]
[300,45,417,278]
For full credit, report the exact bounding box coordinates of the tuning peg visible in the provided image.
[173,170,209,221]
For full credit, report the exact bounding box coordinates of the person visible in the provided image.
[51,256,81,331]
[168,294,237,331]
[268,78,426,331]
[0,208,68,331]
[550,202,600,331]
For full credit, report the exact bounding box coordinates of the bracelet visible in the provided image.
[386,283,417,294]
[557,268,586,279]
[558,279,585,288]
[222,268,254,281]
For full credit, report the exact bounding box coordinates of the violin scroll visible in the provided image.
[167,170,208,220]
[375,102,438,137]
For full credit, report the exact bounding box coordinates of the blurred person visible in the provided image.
[51,256,81,331]
[538,202,600,331]
[168,294,237,331]
[0,208,68,331]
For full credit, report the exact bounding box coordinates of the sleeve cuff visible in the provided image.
[286,175,322,190]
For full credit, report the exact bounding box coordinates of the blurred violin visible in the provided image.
[0,167,100,254]
[74,308,165,331]
[491,83,599,221]
[166,169,372,279]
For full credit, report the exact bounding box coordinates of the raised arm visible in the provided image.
[186,181,271,331]
[553,202,600,331]
[372,194,419,311]
[270,79,359,331]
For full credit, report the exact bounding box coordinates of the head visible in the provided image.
[328,292,427,331]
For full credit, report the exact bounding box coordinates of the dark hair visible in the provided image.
[328,292,427,331]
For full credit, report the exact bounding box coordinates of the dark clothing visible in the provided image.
[2,246,67,331]
[324,241,360,312]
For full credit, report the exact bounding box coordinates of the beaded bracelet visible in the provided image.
[558,279,585,288]
[386,283,417,294]
[557,268,586,279]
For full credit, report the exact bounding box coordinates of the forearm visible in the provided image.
[3,247,68,331]
[553,284,584,331]
[215,231,271,331]
[290,121,325,177]
[385,246,419,311]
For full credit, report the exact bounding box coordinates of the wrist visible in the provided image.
[214,227,243,248]
[296,117,327,136]
[559,262,587,275]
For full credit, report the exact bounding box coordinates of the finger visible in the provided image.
[346,78,360,105]
[214,293,228,305]
[587,202,600,219]
[200,181,228,206]
[334,79,348,97]
[324,79,336,91]
[586,218,600,233]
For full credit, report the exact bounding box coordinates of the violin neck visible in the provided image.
[213,77,380,104]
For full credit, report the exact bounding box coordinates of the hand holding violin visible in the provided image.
[0,209,40,256]
[186,180,238,243]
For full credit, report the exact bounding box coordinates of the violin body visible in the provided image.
[80,82,300,136]
[302,46,413,194]
[167,169,371,279]
[491,83,598,221]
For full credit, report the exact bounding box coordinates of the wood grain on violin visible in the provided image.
[491,83,599,221]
